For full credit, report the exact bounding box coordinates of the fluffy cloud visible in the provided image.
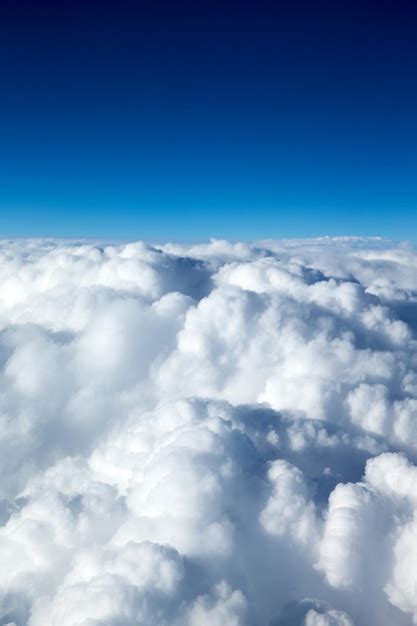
[1,237,417,625]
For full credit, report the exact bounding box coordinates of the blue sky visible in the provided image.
[1,0,416,240]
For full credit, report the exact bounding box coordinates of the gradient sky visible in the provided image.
[1,0,417,240]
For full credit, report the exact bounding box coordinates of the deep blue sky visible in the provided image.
[1,0,416,240]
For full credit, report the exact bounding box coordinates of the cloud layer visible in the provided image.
[1,236,417,626]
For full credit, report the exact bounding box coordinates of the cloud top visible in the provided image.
[1,237,417,625]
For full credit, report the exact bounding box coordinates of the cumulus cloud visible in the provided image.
[1,237,417,625]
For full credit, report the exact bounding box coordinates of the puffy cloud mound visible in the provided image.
[1,236,417,626]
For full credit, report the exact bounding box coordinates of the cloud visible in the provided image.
[0,237,417,625]
[303,609,354,626]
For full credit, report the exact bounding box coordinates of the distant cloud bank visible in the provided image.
[1,237,417,626]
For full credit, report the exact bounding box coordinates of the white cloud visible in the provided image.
[304,608,354,626]
[0,237,417,625]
